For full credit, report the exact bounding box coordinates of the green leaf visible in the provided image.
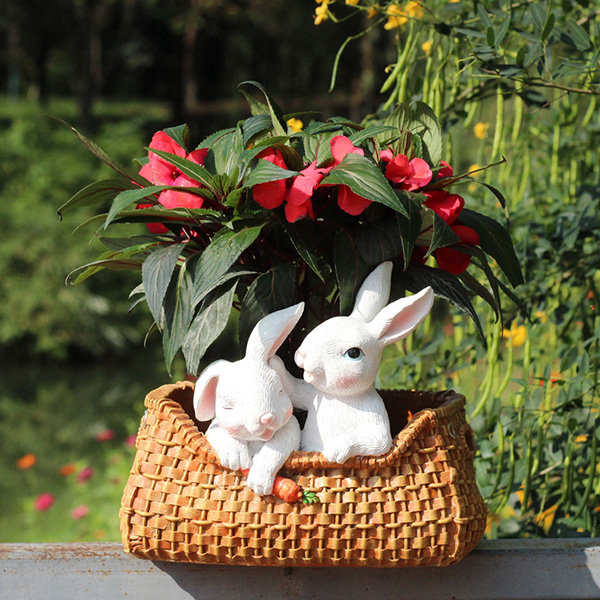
[397,264,484,340]
[57,178,136,219]
[142,243,186,328]
[321,154,408,217]
[182,280,237,376]
[147,147,215,190]
[66,243,157,285]
[334,229,371,315]
[244,159,298,188]
[353,219,404,267]
[238,81,287,137]
[162,263,195,373]
[530,4,546,33]
[409,102,443,167]
[276,216,325,281]
[163,124,190,150]
[424,209,460,257]
[349,125,397,146]
[205,127,244,180]
[486,27,496,47]
[396,193,423,269]
[477,6,493,29]
[51,117,145,185]
[104,186,169,228]
[458,270,499,318]
[459,209,524,287]
[193,266,256,307]
[238,263,296,347]
[191,224,264,307]
[242,114,274,145]
[542,12,555,42]
[566,18,592,51]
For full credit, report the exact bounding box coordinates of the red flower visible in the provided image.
[437,161,453,178]
[138,131,208,210]
[328,136,372,216]
[71,505,90,520]
[424,190,464,225]
[434,224,480,275]
[34,493,55,512]
[77,467,95,484]
[285,161,327,222]
[252,149,289,210]
[385,153,433,191]
[95,429,115,442]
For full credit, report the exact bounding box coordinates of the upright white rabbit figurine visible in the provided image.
[194,303,304,495]
[271,262,433,464]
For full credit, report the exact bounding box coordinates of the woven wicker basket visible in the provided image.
[120,381,487,567]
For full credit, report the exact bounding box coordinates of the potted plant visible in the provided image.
[60,82,522,566]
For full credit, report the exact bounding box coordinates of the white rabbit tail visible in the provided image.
[271,263,433,464]
[193,303,303,495]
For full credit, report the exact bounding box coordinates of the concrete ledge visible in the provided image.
[1,539,599,600]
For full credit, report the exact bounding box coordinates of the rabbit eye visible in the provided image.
[344,347,363,360]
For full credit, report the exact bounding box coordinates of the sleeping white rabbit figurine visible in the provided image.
[270,262,434,464]
[193,303,304,495]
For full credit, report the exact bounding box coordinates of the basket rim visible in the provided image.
[143,381,466,471]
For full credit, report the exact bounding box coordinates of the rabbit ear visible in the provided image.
[193,360,228,421]
[368,286,434,346]
[350,262,393,322]
[246,302,304,362]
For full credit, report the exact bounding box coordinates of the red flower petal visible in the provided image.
[380,148,394,163]
[452,223,480,245]
[138,162,154,182]
[435,247,472,275]
[337,185,372,216]
[424,190,464,225]
[159,188,204,210]
[187,147,208,165]
[385,154,411,184]
[253,179,287,209]
[406,157,432,190]
[330,136,364,165]
[437,160,453,178]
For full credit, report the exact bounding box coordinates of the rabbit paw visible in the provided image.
[323,438,355,464]
[206,430,251,471]
[246,465,275,496]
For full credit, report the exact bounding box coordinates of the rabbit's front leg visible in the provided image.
[269,356,315,411]
[323,428,392,464]
[246,417,301,495]
[206,422,252,470]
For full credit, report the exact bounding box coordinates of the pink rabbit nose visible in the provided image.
[259,412,275,426]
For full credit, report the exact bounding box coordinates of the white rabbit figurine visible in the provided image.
[270,262,433,464]
[194,303,304,495]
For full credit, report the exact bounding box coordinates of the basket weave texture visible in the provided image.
[120,381,487,567]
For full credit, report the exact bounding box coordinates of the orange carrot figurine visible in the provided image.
[241,469,318,504]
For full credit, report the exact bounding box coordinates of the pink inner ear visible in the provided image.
[375,291,433,346]
[195,376,218,421]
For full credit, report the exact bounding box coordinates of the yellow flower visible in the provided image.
[473,122,490,139]
[346,0,360,4]
[384,1,424,30]
[575,434,589,444]
[468,163,482,177]
[422,40,432,56]
[287,118,304,133]
[315,0,331,24]
[534,504,558,535]
[502,321,527,347]
[367,6,379,17]
[534,310,547,324]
